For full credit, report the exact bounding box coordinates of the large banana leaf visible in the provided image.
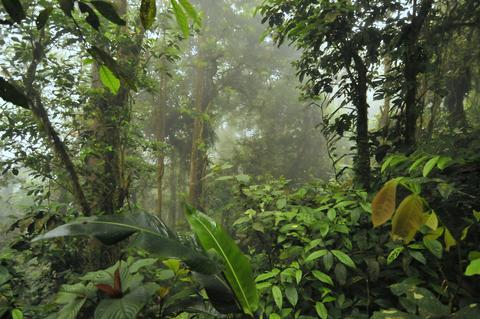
[185,205,259,316]
[33,212,221,275]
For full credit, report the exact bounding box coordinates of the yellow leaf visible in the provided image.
[424,226,444,240]
[444,227,456,251]
[391,195,425,243]
[372,180,398,227]
[424,211,438,230]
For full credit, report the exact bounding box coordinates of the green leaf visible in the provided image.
[0,266,11,286]
[331,250,356,268]
[423,238,443,259]
[185,206,259,315]
[305,249,328,263]
[312,270,333,286]
[94,283,159,319]
[78,2,100,30]
[323,252,334,271]
[387,247,404,265]
[272,285,282,309]
[0,76,29,109]
[11,309,23,319]
[423,156,440,177]
[56,298,87,319]
[409,155,429,172]
[59,0,75,17]
[171,0,190,38]
[315,302,328,319]
[285,286,298,306]
[33,212,220,275]
[255,269,280,282]
[140,0,156,29]
[178,0,201,25]
[36,7,53,30]
[1,0,26,23]
[465,259,480,276]
[55,283,96,304]
[437,156,453,170]
[276,198,287,209]
[91,1,126,26]
[99,65,121,94]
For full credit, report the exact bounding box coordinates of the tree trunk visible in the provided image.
[352,53,371,191]
[168,153,178,226]
[156,71,168,217]
[445,66,470,128]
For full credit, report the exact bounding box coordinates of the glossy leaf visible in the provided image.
[11,309,23,319]
[272,285,282,309]
[91,1,126,26]
[372,180,398,227]
[305,249,328,262]
[185,206,259,315]
[465,259,480,276]
[312,270,333,285]
[315,302,328,319]
[423,156,440,177]
[391,195,425,243]
[99,65,120,94]
[1,0,25,23]
[140,0,156,29]
[423,238,443,259]
[33,212,220,275]
[331,250,356,268]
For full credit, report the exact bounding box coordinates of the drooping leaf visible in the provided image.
[36,7,53,30]
[140,0,156,29]
[99,65,120,94]
[171,0,190,37]
[372,180,398,227]
[315,302,328,319]
[331,250,356,268]
[272,285,282,309]
[285,286,298,306]
[59,0,75,17]
[194,273,241,314]
[0,76,29,109]
[33,212,220,275]
[465,259,480,276]
[91,1,126,25]
[94,283,159,319]
[185,205,259,315]
[444,228,456,252]
[408,155,429,172]
[423,156,440,177]
[1,0,26,23]
[78,2,100,30]
[312,270,333,285]
[391,195,425,243]
[178,0,201,25]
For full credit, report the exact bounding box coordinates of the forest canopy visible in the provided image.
[0,0,479,318]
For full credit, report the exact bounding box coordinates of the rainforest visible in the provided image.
[0,0,479,318]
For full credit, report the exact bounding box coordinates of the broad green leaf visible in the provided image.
[387,247,404,265]
[91,1,126,25]
[305,249,328,263]
[55,283,96,304]
[391,195,425,243]
[11,309,23,319]
[295,269,302,284]
[99,65,120,94]
[235,174,251,183]
[255,269,280,282]
[179,0,201,25]
[372,180,398,227]
[409,155,429,172]
[423,238,443,259]
[334,263,347,285]
[276,198,287,209]
[272,285,282,309]
[94,283,159,319]
[0,76,29,109]
[423,156,440,177]
[409,250,426,264]
[171,0,189,37]
[269,314,281,319]
[185,206,259,315]
[140,0,156,29]
[315,302,328,319]
[1,0,25,23]
[56,298,87,319]
[465,259,480,276]
[129,258,157,273]
[33,212,220,274]
[285,286,298,306]
[323,252,334,271]
[437,156,453,170]
[331,250,356,268]
[312,270,333,285]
